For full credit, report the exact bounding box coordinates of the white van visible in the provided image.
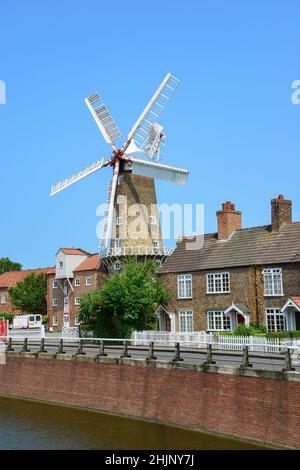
[13,314,42,329]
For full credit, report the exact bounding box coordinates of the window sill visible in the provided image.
[264,294,284,297]
[206,292,231,295]
[177,297,193,300]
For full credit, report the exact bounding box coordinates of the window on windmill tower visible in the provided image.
[150,215,156,225]
[115,239,122,248]
[114,261,121,271]
[152,240,159,248]
[117,195,125,204]
[118,175,125,185]
[116,216,123,225]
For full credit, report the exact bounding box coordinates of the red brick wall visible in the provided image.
[0,355,299,449]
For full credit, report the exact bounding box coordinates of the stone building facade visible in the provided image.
[158,195,300,333]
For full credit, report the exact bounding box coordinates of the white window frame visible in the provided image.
[152,240,159,248]
[263,268,283,296]
[177,274,193,299]
[59,261,64,269]
[86,276,92,286]
[52,315,58,326]
[150,215,156,225]
[64,297,69,305]
[206,272,230,294]
[179,310,194,333]
[63,314,70,325]
[75,315,80,326]
[207,310,232,331]
[114,261,121,271]
[117,195,125,204]
[115,239,122,248]
[266,308,287,332]
[52,298,58,307]
[1,292,8,304]
[118,175,125,185]
[53,280,58,289]
[74,297,80,306]
[116,216,123,225]
[74,278,80,287]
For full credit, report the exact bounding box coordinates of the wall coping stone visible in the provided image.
[5,351,300,383]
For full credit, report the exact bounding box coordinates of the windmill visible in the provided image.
[51,73,189,267]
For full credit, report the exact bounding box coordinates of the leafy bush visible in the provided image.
[233,322,267,336]
[0,312,13,322]
[42,315,48,325]
[266,330,300,339]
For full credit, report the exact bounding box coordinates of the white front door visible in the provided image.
[63,314,70,327]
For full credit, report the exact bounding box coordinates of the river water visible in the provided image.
[0,397,266,450]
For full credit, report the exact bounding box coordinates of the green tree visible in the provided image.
[79,259,170,337]
[9,273,47,315]
[0,257,22,274]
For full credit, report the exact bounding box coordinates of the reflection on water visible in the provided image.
[0,397,266,450]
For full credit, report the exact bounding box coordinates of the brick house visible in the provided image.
[158,195,300,334]
[0,268,51,316]
[47,248,107,331]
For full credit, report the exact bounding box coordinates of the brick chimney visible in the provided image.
[217,201,242,240]
[271,194,292,231]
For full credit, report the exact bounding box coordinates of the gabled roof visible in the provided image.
[281,297,300,312]
[57,248,90,256]
[74,254,101,272]
[0,268,53,288]
[159,222,300,273]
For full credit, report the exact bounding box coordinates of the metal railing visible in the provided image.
[100,246,174,258]
[2,336,299,372]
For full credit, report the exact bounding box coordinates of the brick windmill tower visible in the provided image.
[51,73,189,270]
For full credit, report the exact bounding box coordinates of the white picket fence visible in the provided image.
[132,330,300,353]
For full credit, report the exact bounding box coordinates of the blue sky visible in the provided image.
[1,0,300,269]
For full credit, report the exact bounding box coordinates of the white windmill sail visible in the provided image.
[104,167,119,249]
[99,179,113,249]
[50,158,110,196]
[122,73,179,158]
[127,157,189,185]
[85,92,121,151]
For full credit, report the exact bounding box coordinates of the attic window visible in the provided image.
[59,261,64,269]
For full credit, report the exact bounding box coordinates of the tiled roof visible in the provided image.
[159,222,300,274]
[0,268,53,288]
[60,248,90,256]
[291,297,300,308]
[74,254,101,272]
[47,268,56,275]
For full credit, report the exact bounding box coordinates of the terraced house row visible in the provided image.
[157,194,300,334]
[1,194,300,335]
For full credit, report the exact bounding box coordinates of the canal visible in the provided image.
[0,397,267,450]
